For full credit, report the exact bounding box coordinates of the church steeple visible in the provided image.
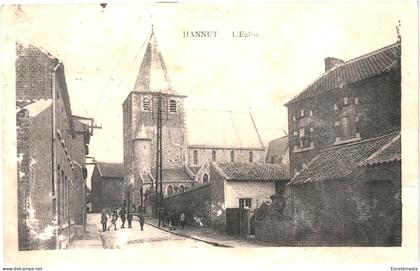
[133,27,175,94]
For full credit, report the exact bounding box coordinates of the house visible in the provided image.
[90,162,124,212]
[256,41,401,246]
[165,162,289,236]
[16,43,92,250]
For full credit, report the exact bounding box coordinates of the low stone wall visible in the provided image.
[164,183,211,227]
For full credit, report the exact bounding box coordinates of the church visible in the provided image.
[122,29,268,215]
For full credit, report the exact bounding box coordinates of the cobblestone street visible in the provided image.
[71,213,214,249]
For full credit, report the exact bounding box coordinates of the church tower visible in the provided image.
[123,29,188,205]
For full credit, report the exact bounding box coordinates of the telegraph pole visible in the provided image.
[152,92,168,218]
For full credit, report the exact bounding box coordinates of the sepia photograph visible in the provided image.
[1,1,419,269]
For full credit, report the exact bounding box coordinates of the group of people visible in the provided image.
[158,207,186,230]
[100,204,145,232]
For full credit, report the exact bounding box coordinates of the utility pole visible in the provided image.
[152,92,168,218]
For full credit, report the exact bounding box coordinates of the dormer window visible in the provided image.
[169,99,177,113]
[143,97,151,111]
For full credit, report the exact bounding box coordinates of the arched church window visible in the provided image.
[167,185,173,196]
[212,150,216,162]
[143,97,151,111]
[179,185,185,193]
[249,151,253,163]
[203,174,209,183]
[193,150,198,165]
[169,99,177,113]
[230,151,235,162]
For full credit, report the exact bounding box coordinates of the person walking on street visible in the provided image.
[100,209,108,232]
[180,212,186,229]
[158,207,164,227]
[120,207,127,229]
[139,212,145,231]
[108,207,118,231]
[127,204,135,229]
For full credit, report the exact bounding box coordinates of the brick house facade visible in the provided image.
[256,41,401,246]
[16,43,92,250]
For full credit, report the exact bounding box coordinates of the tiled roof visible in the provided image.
[290,131,400,185]
[187,110,264,149]
[265,136,289,164]
[286,42,401,105]
[359,135,401,166]
[151,168,194,183]
[214,162,290,181]
[97,162,124,178]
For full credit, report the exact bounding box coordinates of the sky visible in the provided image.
[1,2,407,184]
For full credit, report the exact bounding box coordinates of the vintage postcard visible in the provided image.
[1,1,419,270]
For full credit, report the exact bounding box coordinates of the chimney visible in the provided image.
[324,57,344,71]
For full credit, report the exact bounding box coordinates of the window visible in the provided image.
[293,131,298,136]
[179,185,184,193]
[167,185,173,196]
[239,198,252,209]
[193,150,198,165]
[169,99,177,113]
[309,110,313,117]
[203,174,209,183]
[300,109,304,117]
[292,115,297,122]
[143,97,151,111]
[271,155,275,164]
[343,97,348,105]
[249,151,253,163]
[336,104,357,140]
[299,127,312,148]
[211,150,216,162]
[230,151,235,162]
[334,104,338,110]
[355,97,359,105]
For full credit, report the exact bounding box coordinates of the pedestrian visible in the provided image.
[119,206,127,229]
[127,204,135,229]
[158,207,164,227]
[139,212,145,231]
[180,212,186,229]
[100,209,107,232]
[108,207,118,231]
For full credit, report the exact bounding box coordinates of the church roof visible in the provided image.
[286,42,401,105]
[186,109,265,150]
[151,167,195,183]
[133,30,175,94]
